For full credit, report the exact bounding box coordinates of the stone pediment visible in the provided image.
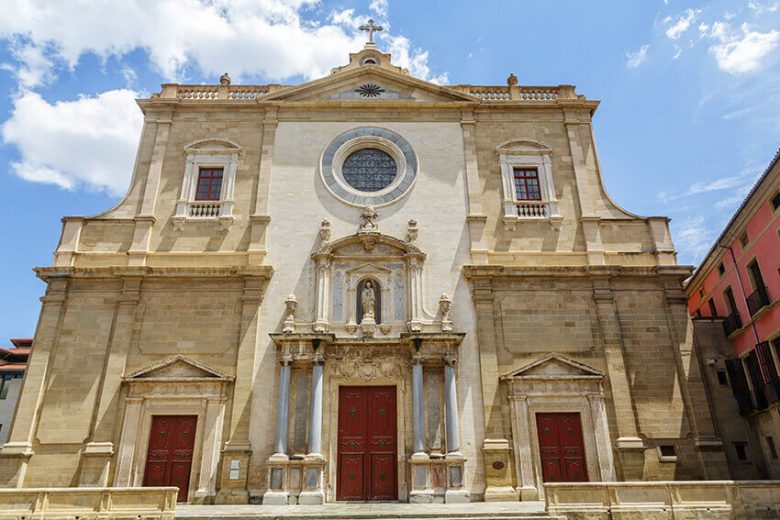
[263,66,476,104]
[125,355,232,381]
[502,353,602,379]
[319,232,425,259]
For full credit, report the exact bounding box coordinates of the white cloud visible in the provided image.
[369,0,389,18]
[1,90,143,195]
[708,22,779,75]
[0,0,443,84]
[664,8,701,40]
[383,34,448,84]
[626,44,650,68]
[672,216,716,264]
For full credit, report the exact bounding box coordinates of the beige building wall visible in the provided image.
[0,46,729,504]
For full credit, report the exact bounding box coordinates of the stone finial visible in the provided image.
[439,293,453,332]
[282,294,297,334]
[359,206,379,231]
[507,73,518,86]
[219,72,231,86]
[406,219,418,243]
[319,219,331,242]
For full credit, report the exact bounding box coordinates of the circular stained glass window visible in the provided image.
[341,148,397,192]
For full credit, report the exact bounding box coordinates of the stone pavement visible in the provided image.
[175,501,557,519]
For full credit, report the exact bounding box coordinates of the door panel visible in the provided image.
[535,412,587,483]
[143,415,197,502]
[337,386,397,501]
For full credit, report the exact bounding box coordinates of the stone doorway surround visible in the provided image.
[114,356,233,504]
[265,333,467,505]
[501,353,616,501]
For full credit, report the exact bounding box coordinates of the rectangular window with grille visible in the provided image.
[513,168,541,201]
[195,167,224,201]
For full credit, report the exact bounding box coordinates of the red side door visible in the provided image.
[337,386,397,501]
[536,412,588,483]
[143,415,197,502]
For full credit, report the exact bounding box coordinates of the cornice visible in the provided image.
[34,265,274,282]
[462,264,693,279]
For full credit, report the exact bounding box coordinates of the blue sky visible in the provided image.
[0,0,778,341]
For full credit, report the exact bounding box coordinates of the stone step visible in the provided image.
[175,503,561,520]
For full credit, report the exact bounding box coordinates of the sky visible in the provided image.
[0,0,778,341]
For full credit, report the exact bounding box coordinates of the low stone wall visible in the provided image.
[0,487,177,519]
[545,481,780,519]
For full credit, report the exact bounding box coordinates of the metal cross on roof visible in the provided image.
[359,19,383,44]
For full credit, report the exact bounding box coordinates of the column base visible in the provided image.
[410,489,435,503]
[484,486,518,502]
[298,490,324,505]
[481,439,517,502]
[517,485,538,501]
[445,489,470,503]
[262,490,290,505]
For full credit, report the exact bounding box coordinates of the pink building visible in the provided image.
[686,149,780,478]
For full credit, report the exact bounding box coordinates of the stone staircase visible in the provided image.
[175,502,563,520]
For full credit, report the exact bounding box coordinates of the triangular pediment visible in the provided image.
[502,353,603,379]
[264,66,477,104]
[125,355,232,380]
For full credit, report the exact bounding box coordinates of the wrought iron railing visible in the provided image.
[746,286,771,317]
[722,311,742,336]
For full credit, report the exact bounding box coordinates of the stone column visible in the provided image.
[264,354,293,506]
[444,357,460,454]
[273,355,293,456]
[114,397,144,487]
[444,355,469,503]
[412,357,426,455]
[194,397,226,503]
[313,256,330,333]
[300,353,325,505]
[308,355,324,457]
[588,394,616,482]
[508,394,536,500]
[408,257,423,332]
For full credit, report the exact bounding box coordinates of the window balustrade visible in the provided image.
[746,286,771,317]
[722,311,742,336]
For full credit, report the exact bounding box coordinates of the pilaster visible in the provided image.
[592,276,645,477]
[79,278,141,487]
[0,277,69,486]
[216,277,266,504]
[460,110,488,264]
[248,107,277,264]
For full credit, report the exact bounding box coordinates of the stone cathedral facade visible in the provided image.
[0,43,729,505]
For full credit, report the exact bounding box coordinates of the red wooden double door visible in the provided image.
[337,386,397,501]
[536,412,588,483]
[143,415,197,502]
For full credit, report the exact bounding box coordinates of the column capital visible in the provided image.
[444,354,458,367]
[312,353,325,366]
[280,354,293,367]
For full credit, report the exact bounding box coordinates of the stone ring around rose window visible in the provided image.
[320,126,418,207]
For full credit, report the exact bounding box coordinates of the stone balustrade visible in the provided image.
[153,83,575,103]
[0,487,177,519]
[545,481,780,519]
[189,202,222,218]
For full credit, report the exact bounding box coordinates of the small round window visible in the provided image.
[341,148,397,192]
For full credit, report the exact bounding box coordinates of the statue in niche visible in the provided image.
[357,279,381,324]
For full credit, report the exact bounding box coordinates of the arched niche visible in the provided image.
[311,232,426,335]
